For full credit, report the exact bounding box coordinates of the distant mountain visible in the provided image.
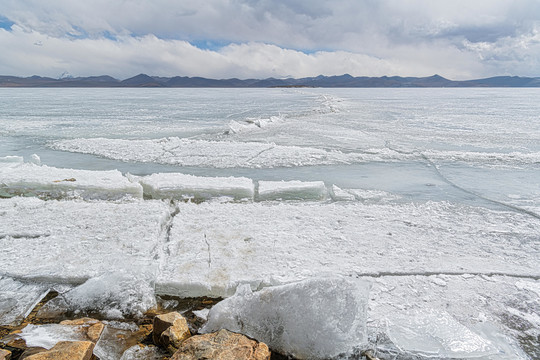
[1,74,539,88]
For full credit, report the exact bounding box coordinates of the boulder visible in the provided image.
[0,349,11,360]
[153,312,190,347]
[22,341,94,360]
[171,329,270,360]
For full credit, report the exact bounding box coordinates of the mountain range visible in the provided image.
[1,74,539,87]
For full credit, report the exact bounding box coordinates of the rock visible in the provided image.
[59,317,105,342]
[160,320,191,349]
[22,341,94,360]
[153,312,190,347]
[0,348,12,360]
[171,329,270,360]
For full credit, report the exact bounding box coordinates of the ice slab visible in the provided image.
[0,277,49,326]
[19,323,90,349]
[385,308,498,358]
[93,321,140,360]
[157,201,539,297]
[368,275,533,360]
[138,172,254,201]
[202,277,370,359]
[0,197,170,281]
[0,160,142,200]
[257,180,327,201]
[37,272,157,319]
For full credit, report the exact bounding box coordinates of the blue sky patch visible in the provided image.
[0,15,15,30]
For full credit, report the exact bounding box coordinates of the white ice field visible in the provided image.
[1,88,539,359]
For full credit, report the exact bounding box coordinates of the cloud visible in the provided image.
[0,0,538,78]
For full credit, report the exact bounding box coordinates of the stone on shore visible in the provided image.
[171,329,270,360]
[59,318,105,343]
[152,312,191,348]
[0,348,11,360]
[22,341,94,360]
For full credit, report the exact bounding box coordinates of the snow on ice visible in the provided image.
[0,197,170,281]
[0,156,142,200]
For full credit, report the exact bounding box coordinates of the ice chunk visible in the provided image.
[0,277,49,326]
[0,197,170,281]
[29,153,41,165]
[385,308,498,358]
[139,172,254,201]
[120,345,166,360]
[257,180,327,201]
[19,323,89,349]
[94,322,141,360]
[38,272,156,319]
[0,155,24,167]
[347,188,401,203]
[330,185,356,201]
[201,277,370,359]
[0,161,142,200]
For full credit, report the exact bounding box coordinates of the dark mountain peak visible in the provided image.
[121,74,163,87]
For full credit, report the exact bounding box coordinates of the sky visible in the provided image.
[0,0,539,80]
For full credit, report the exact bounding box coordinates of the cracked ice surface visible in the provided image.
[156,201,540,297]
[50,137,382,168]
[0,197,170,282]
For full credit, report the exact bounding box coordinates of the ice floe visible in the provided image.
[257,180,327,201]
[0,158,142,200]
[137,172,254,201]
[202,277,370,359]
[50,137,373,168]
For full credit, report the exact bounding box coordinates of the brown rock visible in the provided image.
[86,322,105,342]
[23,341,94,360]
[0,348,12,360]
[59,318,104,342]
[59,317,99,326]
[153,312,190,347]
[171,329,270,360]
[160,319,191,349]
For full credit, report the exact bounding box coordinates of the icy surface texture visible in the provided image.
[0,197,170,281]
[368,275,535,360]
[257,180,327,201]
[19,323,89,349]
[38,272,157,319]
[0,160,142,200]
[385,308,497,358]
[50,137,375,168]
[119,345,166,360]
[202,277,370,359]
[94,321,140,360]
[157,201,539,297]
[0,277,48,326]
[138,172,254,201]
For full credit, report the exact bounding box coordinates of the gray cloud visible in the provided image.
[0,0,538,79]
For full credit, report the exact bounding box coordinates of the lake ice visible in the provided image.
[0,88,538,359]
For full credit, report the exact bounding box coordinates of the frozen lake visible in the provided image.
[0,88,539,359]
